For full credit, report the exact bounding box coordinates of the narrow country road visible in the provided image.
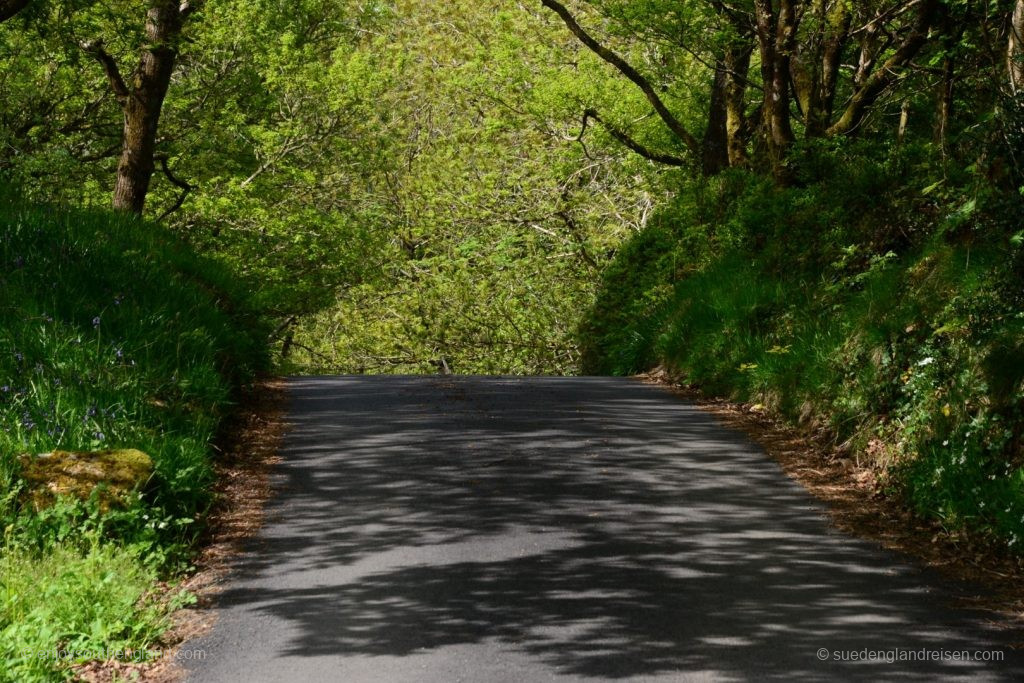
[185,376,1022,682]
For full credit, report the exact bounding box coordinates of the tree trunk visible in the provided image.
[936,53,955,153]
[111,2,186,214]
[754,0,799,179]
[803,1,851,137]
[852,25,882,92]
[725,45,753,167]
[85,2,198,214]
[898,99,911,147]
[703,42,755,174]
[702,58,731,175]
[929,6,964,157]
[1011,0,1024,94]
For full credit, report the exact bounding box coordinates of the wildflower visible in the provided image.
[92,316,101,328]
[1,385,9,393]
[114,295,123,306]
[93,431,105,442]
[917,357,935,367]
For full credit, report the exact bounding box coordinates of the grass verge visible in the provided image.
[583,146,1024,558]
[1,191,269,682]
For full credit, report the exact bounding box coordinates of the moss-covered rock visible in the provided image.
[18,449,153,511]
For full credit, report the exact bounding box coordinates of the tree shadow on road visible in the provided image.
[206,376,1023,681]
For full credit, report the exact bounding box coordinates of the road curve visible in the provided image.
[185,376,1022,682]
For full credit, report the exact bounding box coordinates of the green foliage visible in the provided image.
[0,0,1022,645]
[0,192,267,679]
[281,0,656,374]
[0,0,666,374]
[584,153,1024,553]
[0,541,182,683]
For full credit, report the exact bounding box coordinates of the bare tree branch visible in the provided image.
[829,0,940,136]
[582,109,686,166]
[541,0,700,156]
[155,154,196,222]
[80,40,130,107]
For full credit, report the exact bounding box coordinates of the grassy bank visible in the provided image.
[0,192,268,681]
[584,143,1024,554]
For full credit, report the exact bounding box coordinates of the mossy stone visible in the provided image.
[18,449,154,512]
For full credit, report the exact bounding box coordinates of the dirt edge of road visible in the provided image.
[75,370,1024,681]
[639,367,1024,636]
[76,379,289,683]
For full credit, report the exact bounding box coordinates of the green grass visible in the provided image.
[0,542,178,682]
[0,191,268,681]
[583,154,1024,554]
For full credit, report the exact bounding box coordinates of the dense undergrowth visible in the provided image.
[584,142,1024,554]
[0,189,268,681]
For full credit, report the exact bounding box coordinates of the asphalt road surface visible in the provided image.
[185,376,1023,682]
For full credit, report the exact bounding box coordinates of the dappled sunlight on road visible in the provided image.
[187,377,1022,682]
